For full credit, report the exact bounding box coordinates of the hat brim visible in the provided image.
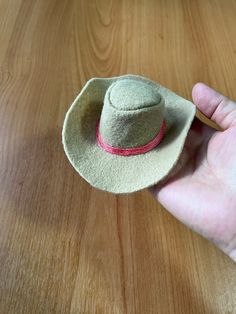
[62,75,196,194]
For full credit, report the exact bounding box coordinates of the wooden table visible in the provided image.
[0,0,236,313]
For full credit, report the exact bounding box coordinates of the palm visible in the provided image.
[151,83,236,259]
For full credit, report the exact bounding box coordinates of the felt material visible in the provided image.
[99,79,165,148]
[96,120,166,156]
[62,75,196,194]
[109,79,162,110]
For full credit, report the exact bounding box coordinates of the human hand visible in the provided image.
[150,83,236,262]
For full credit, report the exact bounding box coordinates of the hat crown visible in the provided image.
[99,78,165,149]
[109,79,162,110]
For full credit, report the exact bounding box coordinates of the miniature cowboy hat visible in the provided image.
[62,75,196,194]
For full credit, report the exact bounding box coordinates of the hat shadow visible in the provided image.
[2,128,92,231]
[5,107,197,232]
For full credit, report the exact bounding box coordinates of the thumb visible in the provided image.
[192,83,236,130]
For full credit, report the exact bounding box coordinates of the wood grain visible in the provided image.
[0,0,236,313]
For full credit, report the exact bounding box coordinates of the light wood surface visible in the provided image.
[0,0,236,313]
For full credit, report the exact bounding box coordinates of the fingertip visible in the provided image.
[192,82,221,117]
[192,82,209,106]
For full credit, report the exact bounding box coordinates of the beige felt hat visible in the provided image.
[62,75,196,194]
